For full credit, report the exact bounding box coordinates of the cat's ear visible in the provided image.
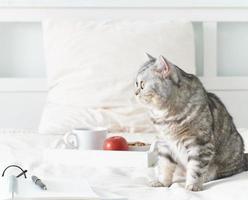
[145,53,156,62]
[158,55,179,83]
[158,55,171,77]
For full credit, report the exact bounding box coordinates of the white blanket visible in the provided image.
[1,130,248,200]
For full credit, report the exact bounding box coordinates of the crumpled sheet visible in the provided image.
[1,130,248,200]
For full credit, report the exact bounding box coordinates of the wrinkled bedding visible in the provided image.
[1,130,248,200]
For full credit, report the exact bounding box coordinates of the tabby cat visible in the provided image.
[135,54,248,191]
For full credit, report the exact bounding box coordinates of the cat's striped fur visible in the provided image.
[135,54,248,191]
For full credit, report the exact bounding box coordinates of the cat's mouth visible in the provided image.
[140,93,153,103]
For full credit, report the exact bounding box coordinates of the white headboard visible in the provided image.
[0,1,248,129]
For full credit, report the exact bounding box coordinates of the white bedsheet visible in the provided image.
[1,130,248,200]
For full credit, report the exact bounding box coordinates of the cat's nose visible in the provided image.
[135,89,140,96]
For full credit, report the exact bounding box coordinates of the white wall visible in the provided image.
[0,0,248,8]
[218,22,248,76]
[0,22,46,129]
[0,22,45,77]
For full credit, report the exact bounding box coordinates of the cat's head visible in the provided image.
[135,53,183,110]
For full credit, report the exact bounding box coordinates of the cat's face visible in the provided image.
[135,54,179,109]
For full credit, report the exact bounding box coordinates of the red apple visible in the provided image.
[103,136,129,151]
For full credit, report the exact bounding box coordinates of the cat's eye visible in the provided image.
[135,81,138,87]
[140,81,145,89]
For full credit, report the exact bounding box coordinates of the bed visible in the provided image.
[1,129,248,200]
[1,2,248,200]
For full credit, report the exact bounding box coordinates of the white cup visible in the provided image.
[55,127,108,150]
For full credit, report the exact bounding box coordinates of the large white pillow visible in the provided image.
[39,20,195,134]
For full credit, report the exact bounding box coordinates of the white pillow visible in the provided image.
[39,20,195,134]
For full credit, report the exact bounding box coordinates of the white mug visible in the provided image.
[55,127,108,150]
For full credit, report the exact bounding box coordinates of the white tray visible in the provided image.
[43,148,157,168]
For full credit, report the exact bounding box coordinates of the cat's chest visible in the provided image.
[149,109,174,134]
[155,124,170,135]
[160,137,188,167]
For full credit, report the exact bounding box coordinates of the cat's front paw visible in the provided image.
[149,180,171,187]
[149,180,164,187]
[185,183,202,191]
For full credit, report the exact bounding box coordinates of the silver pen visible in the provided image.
[31,176,47,190]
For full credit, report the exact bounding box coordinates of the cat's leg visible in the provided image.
[185,160,205,191]
[185,144,214,191]
[172,165,186,183]
[150,148,177,187]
